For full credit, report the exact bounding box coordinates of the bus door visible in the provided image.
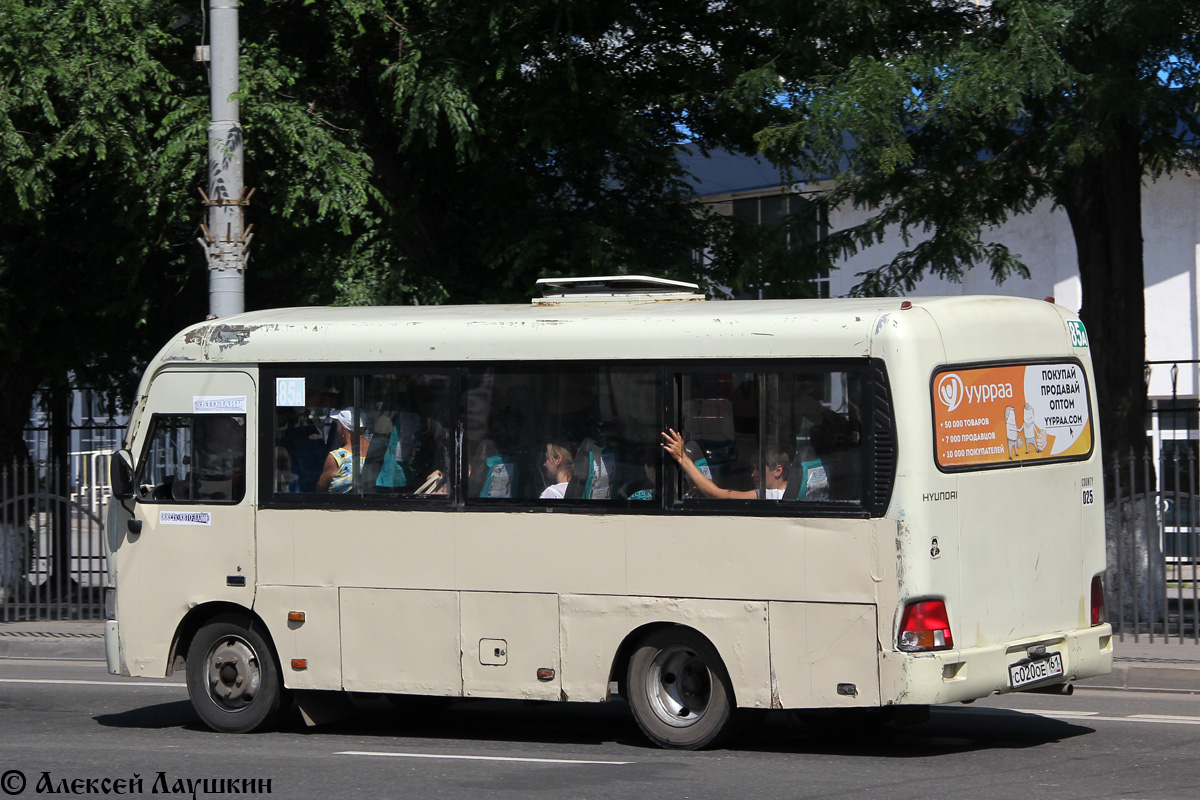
[114,370,256,676]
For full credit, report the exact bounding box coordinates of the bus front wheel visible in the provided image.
[186,614,288,733]
[626,627,734,749]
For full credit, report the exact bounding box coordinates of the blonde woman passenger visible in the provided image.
[540,441,575,499]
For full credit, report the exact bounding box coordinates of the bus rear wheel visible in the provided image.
[186,614,288,733]
[626,627,734,749]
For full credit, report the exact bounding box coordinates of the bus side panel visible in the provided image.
[460,592,560,700]
[266,510,457,591]
[340,588,461,696]
[625,517,879,604]
[768,602,880,708]
[559,595,771,708]
[254,585,341,691]
[454,515,628,596]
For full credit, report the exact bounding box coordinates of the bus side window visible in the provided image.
[465,366,662,505]
[272,372,455,500]
[274,374,349,494]
[365,373,453,497]
[676,369,864,506]
[778,371,863,503]
[137,414,245,504]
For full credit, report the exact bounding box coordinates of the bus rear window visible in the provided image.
[932,361,1093,471]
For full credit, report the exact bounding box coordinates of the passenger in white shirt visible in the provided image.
[539,441,575,499]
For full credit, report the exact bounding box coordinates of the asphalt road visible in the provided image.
[2,659,1200,799]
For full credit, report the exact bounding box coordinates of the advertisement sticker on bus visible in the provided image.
[193,395,248,414]
[933,362,1093,470]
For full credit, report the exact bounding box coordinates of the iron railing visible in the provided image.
[1108,441,1200,643]
[2,400,125,621]
[1,453,114,621]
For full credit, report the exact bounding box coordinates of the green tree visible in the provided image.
[757,0,1200,491]
[1,0,195,462]
[250,0,803,303]
[0,0,385,462]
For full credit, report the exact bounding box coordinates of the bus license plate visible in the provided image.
[1009,652,1064,688]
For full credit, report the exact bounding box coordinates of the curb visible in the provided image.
[1080,657,1200,693]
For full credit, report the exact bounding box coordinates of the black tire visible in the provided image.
[186,613,289,733]
[626,627,735,750]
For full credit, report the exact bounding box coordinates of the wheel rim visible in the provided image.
[646,644,712,728]
[204,634,263,713]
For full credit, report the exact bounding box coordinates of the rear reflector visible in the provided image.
[1091,575,1106,626]
[898,600,954,651]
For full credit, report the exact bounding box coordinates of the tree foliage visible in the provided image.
[756,0,1200,487]
[0,0,196,460]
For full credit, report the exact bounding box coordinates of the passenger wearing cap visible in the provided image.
[317,408,371,493]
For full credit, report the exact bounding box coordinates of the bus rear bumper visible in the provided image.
[891,623,1113,705]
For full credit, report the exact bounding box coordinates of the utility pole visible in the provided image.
[198,0,252,319]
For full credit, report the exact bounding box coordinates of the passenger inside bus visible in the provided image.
[277,411,326,492]
[540,440,575,499]
[317,408,371,493]
[661,428,790,500]
[619,445,660,501]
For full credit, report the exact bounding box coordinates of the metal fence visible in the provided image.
[1108,397,1200,643]
[0,456,113,621]
[1,401,125,621]
[1108,447,1200,643]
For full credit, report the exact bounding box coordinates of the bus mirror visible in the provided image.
[111,450,135,500]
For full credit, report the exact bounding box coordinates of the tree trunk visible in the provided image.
[1056,119,1148,500]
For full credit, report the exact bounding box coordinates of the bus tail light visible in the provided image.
[1090,575,1106,626]
[898,600,953,651]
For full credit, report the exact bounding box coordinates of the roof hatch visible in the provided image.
[533,275,705,305]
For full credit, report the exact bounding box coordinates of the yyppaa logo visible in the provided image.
[937,373,964,413]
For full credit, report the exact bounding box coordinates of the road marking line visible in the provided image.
[1005,708,1200,725]
[1082,716,1200,726]
[0,678,184,688]
[336,751,632,766]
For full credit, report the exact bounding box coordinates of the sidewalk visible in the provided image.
[3,620,1200,693]
[1085,637,1200,692]
[0,619,106,661]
